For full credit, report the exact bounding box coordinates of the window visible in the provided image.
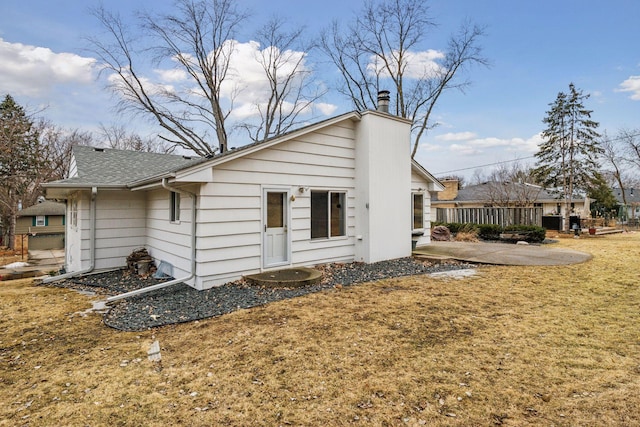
[70,199,78,228]
[311,191,346,239]
[412,193,424,230]
[170,191,180,222]
[35,215,46,227]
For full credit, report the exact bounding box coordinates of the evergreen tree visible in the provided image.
[0,94,43,249]
[586,171,618,217]
[534,83,601,231]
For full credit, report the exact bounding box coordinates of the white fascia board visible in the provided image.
[412,160,444,191]
[175,165,214,183]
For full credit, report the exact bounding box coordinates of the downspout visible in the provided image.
[42,187,97,283]
[106,178,196,303]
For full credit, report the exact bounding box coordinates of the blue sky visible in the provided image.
[1,0,639,180]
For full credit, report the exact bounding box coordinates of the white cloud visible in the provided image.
[617,76,640,100]
[107,70,177,96]
[416,133,543,179]
[368,49,446,79]
[436,132,542,155]
[120,40,337,121]
[315,102,338,116]
[449,143,480,155]
[436,131,478,142]
[154,68,188,83]
[0,38,96,97]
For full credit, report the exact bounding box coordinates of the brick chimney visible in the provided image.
[437,179,459,201]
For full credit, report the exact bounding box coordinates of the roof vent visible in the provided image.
[94,148,104,152]
[377,90,390,113]
[182,156,192,160]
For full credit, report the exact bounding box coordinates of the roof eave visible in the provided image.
[411,160,445,191]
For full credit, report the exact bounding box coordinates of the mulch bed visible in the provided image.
[46,258,474,331]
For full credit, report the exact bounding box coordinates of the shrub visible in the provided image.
[502,225,546,243]
[433,222,476,234]
[433,222,546,243]
[477,224,502,240]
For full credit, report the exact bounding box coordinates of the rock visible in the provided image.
[431,225,451,241]
[516,241,529,245]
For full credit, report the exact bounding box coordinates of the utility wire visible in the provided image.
[433,131,640,176]
[435,156,536,175]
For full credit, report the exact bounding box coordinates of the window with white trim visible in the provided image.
[170,191,180,222]
[412,193,424,230]
[70,199,78,228]
[35,215,46,227]
[311,191,346,239]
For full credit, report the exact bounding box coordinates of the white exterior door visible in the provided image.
[264,189,289,267]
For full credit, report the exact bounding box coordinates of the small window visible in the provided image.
[413,193,424,230]
[170,191,180,222]
[70,200,78,228]
[35,215,46,227]
[311,191,346,239]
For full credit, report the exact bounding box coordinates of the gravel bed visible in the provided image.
[50,258,474,331]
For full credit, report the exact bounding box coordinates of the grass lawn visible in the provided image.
[1,233,639,426]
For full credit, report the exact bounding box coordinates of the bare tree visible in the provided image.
[620,128,640,172]
[98,124,176,153]
[38,122,94,182]
[242,17,326,142]
[600,131,628,210]
[320,0,488,158]
[600,129,640,222]
[89,0,250,156]
[477,162,542,207]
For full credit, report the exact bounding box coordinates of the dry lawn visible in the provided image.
[1,249,22,267]
[2,233,640,426]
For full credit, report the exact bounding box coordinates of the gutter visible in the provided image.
[106,178,197,303]
[42,187,98,283]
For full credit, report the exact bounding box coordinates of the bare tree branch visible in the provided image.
[320,0,488,158]
[241,16,327,143]
[88,0,250,156]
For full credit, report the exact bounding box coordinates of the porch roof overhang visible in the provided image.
[43,183,127,199]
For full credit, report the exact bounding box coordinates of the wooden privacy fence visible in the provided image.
[436,207,544,227]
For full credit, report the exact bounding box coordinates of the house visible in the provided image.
[15,200,66,250]
[43,108,443,290]
[432,179,591,229]
[612,188,640,222]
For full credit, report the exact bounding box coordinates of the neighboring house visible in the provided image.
[612,188,640,221]
[15,200,66,250]
[44,109,443,290]
[432,179,591,228]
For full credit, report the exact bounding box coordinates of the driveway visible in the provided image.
[0,249,64,280]
[413,241,592,266]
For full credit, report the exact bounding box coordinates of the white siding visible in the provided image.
[145,188,194,282]
[66,193,85,272]
[412,170,433,246]
[92,191,146,270]
[354,112,413,263]
[63,113,436,290]
[66,190,146,272]
[196,122,358,289]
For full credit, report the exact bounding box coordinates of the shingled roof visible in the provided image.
[17,200,66,217]
[613,188,640,205]
[46,145,206,188]
[431,181,587,203]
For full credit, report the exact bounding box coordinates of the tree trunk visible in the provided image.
[8,207,16,250]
